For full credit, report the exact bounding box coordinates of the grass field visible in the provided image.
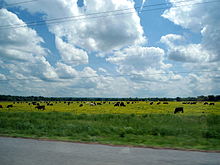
[0,101,220,115]
[0,101,220,151]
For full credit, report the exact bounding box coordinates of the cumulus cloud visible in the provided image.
[162,0,220,62]
[55,37,88,66]
[107,46,173,82]
[0,9,58,82]
[4,0,146,55]
[160,34,213,62]
[0,8,47,62]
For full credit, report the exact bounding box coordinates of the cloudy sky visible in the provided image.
[0,0,220,97]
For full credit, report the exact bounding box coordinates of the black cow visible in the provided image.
[114,102,120,106]
[0,105,3,108]
[35,105,45,110]
[174,107,184,114]
[204,102,208,105]
[209,103,215,105]
[163,102,169,104]
[7,105,13,108]
[97,103,102,105]
[157,102,161,105]
[79,104,83,107]
[120,102,126,107]
[150,102,154,105]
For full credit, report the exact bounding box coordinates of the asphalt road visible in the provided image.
[0,137,219,165]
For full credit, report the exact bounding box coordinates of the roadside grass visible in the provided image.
[0,111,220,151]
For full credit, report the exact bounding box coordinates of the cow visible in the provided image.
[97,103,102,105]
[35,105,45,110]
[7,105,13,108]
[0,105,3,108]
[174,107,184,114]
[79,104,83,107]
[120,102,126,107]
[209,103,215,105]
[114,102,120,107]
[150,102,154,105]
[32,102,37,105]
[157,102,161,105]
[163,102,169,104]
[204,102,208,105]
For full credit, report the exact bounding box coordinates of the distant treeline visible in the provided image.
[0,95,219,102]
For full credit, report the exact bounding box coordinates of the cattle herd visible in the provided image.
[0,101,217,114]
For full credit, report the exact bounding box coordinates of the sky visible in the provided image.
[0,0,220,98]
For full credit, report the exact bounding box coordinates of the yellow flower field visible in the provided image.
[0,101,220,115]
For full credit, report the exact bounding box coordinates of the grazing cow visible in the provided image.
[174,107,184,114]
[90,103,96,106]
[114,102,120,107]
[0,105,3,108]
[150,102,153,105]
[97,103,102,105]
[32,102,37,105]
[157,102,161,105]
[79,104,83,107]
[163,102,169,104]
[204,102,209,105]
[7,105,13,108]
[120,102,126,107]
[35,105,45,110]
[209,103,215,105]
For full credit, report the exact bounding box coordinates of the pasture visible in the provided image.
[0,101,220,151]
[0,101,220,115]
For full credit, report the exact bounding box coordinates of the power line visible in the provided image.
[0,69,219,82]
[0,0,197,28]
[0,0,38,7]
[0,0,219,30]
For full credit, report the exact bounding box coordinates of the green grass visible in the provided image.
[0,111,220,151]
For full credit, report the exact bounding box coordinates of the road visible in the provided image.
[0,137,219,165]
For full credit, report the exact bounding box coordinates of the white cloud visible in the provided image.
[55,37,88,66]
[107,46,171,78]
[162,0,220,62]
[161,34,213,62]
[0,73,6,80]
[0,8,47,62]
[4,0,146,55]
[55,62,78,79]
[0,9,58,82]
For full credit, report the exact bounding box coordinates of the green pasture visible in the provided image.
[0,101,220,115]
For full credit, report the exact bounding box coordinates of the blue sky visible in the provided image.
[0,0,220,97]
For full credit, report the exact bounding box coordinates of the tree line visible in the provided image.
[0,95,219,102]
